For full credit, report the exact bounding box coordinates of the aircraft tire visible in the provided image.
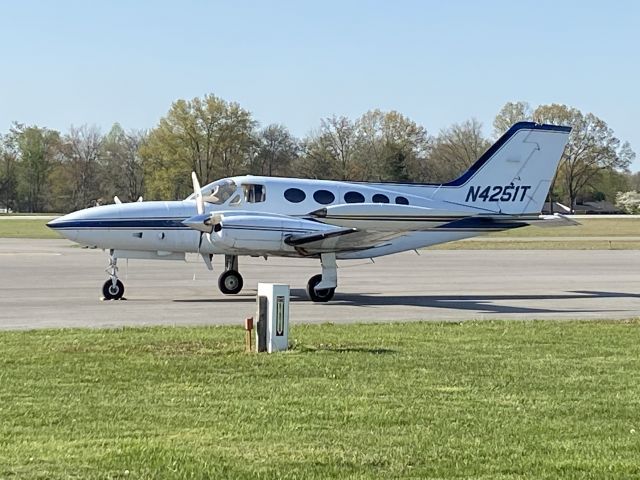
[306,274,335,302]
[102,279,125,300]
[219,270,243,295]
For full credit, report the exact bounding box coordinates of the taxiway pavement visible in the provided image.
[1,239,639,330]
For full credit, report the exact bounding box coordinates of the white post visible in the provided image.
[257,283,290,353]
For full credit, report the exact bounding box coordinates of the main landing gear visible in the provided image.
[99,251,336,302]
[102,250,125,300]
[217,253,337,302]
[218,255,243,295]
[306,252,337,302]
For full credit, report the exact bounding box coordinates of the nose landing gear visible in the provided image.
[218,255,243,295]
[102,251,125,300]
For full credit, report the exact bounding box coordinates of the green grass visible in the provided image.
[433,218,640,249]
[433,240,640,250]
[1,321,640,479]
[0,213,61,217]
[490,218,640,238]
[0,218,60,239]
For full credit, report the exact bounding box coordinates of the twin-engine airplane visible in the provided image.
[48,122,573,302]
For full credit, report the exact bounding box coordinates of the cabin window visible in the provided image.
[243,184,266,203]
[313,190,335,205]
[395,196,409,205]
[372,193,389,203]
[284,188,306,203]
[344,191,365,203]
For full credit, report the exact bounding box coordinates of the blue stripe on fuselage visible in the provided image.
[47,218,189,230]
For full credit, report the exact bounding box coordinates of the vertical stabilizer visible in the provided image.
[435,122,571,214]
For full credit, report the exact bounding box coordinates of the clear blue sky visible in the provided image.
[1,0,639,169]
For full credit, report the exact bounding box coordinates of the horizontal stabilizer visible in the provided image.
[527,214,581,228]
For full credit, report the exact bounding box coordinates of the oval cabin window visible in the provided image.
[313,190,335,204]
[395,196,409,205]
[284,188,306,203]
[344,191,365,203]
[372,194,389,203]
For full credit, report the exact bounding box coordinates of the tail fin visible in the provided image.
[437,122,571,215]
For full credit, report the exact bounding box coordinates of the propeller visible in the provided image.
[192,172,204,215]
[190,172,213,270]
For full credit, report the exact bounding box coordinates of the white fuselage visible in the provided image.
[48,176,489,260]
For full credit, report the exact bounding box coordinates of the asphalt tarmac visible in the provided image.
[1,239,639,330]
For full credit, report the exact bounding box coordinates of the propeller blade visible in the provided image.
[191,172,204,215]
[188,174,214,271]
[200,253,213,271]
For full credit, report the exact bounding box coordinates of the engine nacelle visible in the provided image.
[213,214,327,251]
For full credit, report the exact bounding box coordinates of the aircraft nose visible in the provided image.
[47,214,79,241]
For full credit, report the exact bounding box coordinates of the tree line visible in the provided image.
[0,94,635,213]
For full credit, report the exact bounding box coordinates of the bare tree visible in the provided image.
[492,101,532,138]
[101,124,146,202]
[61,125,104,209]
[533,104,635,211]
[254,124,299,176]
[354,110,430,182]
[427,119,490,183]
[301,116,357,180]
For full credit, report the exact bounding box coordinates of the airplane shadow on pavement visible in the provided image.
[311,290,639,316]
[174,290,638,316]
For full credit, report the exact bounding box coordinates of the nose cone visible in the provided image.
[182,213,214,233]
[46,204,122,242]
[47,212,82,241]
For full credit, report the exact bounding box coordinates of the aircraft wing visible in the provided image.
[291,205,579,254]
[309,204,580,233]
[284,227,404,253]
[310,203,467,231]
[283,203,465,254]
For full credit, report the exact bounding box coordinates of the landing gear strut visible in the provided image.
[218,254,243,295]
[102,250,125,300]
[306,253,337,302]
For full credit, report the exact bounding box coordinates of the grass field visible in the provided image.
[490,218,640,237]
[433,240,640,250]
[0,218,60,239]
[1,321,640,479]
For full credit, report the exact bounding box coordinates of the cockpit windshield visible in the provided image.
[186,179,237,205]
